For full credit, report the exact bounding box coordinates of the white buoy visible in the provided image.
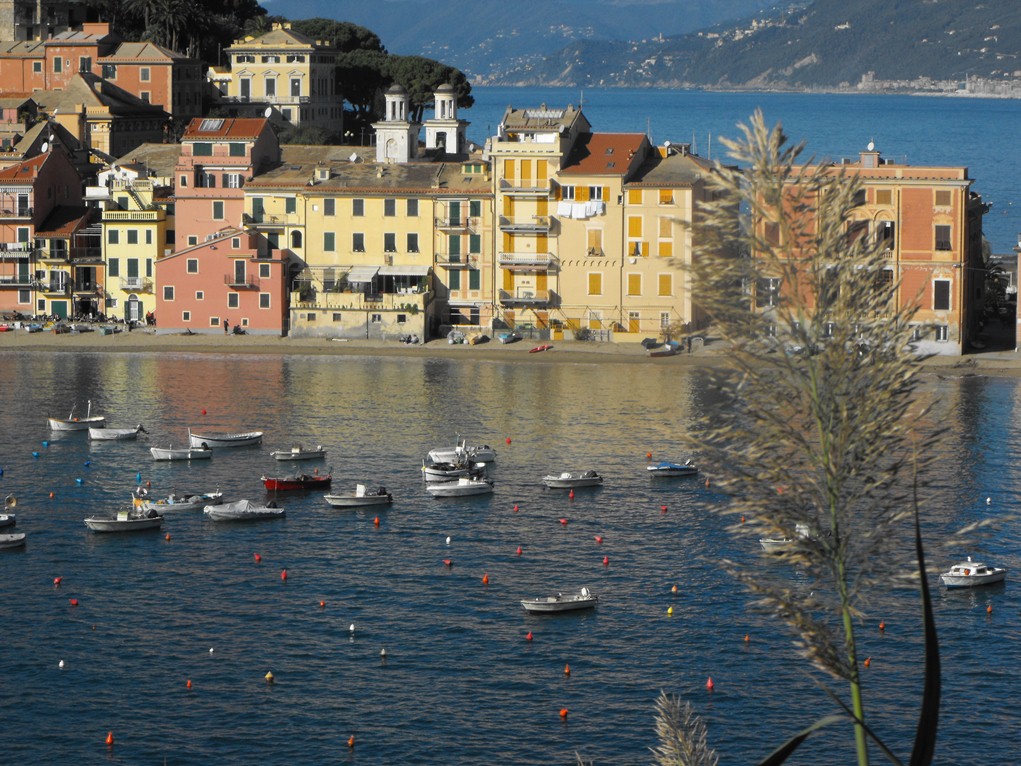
[349,623,355,633]
[986,497,992,505]
[445,536,451,545]
[209,648,214,654]
[58,660,64,668]
[380,648,387,658]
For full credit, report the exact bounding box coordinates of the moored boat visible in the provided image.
[0,531,26,549]
[150,445,213,461]
[425,477,494,497]
[204,499,285,522]
[48,401,105,431]
[0,513,15,529]
[262,470,332,491]
[270,444,327,461]
[84,509,163,533]
[89,424,147,441]
[521,587,598,613]
[940,557,1006,588]
[323,484,393,508]
[427,438,498,464]
[137,488,223,512]
[543,470,603,489]
[189,430,263,448]
[422,459,487,482]
[647,460,698,478]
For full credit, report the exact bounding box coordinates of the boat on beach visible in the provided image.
[543,470,603,489]
[189,430,263,448]
[323,484,393,507]
[270,444,326,461]
[48,401,105,431]
[647,460,698,477]
[89,424,147,441]
[648,340,681,357]
[940,557,1006,588]
[521,587,598,613]
[84,508,163,533]
[262,470,332,491]
[150,445,213,461]
[204,499,285,522]
[425,477,494,497]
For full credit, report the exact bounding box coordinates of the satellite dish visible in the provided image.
[468,143,476,153]
[40,142,49,153]
[664,140,671,147]
[867,140,875,151]
[264,107,273,118]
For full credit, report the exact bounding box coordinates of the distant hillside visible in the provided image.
[268,0,780,79]
[488,0,1021,89]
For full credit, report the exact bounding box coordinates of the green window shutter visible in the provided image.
[469,269,480,290]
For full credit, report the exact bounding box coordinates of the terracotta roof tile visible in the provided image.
[182,117,269,141]
[560,133,647,176]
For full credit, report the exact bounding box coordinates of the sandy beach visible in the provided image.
[2,326,1018,376]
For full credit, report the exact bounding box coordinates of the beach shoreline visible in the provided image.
[2,327,1018,376]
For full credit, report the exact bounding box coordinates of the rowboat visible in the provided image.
[542,470,603,489]
[270,444,326,461]
[529,343,553,353]
[422,459,487,482]
[150,445,213,461]
[0,532,26,549]
[647,460,698,478]
[521,587,598,613]
[940,557,1007,588]
[89,424,147,440]
[262,470,332,491]
[204,499,285,522]
[648,340,681,357]
[323,484,394,507]
[425,477,494,497]
[48,401,105,431]
[137,489,223,512]
[189,430,263,448]
[84,509,163,533]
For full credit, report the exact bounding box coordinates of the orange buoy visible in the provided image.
[564,663,571,676]
[348,735,355,749]
[525,631,533,641]
[602,556,609,566]
[864,657,871,668]
[987,604,993,614]
[706,677,715,691]
[740,516,745,524]
[69,598,79,607]
[559,518,568,526]
[568,489,575,499]
[319,601,325,609]
[49,491,55,499]
[313,467,319,475]
[744,633,750,643]
[671,584,678,594]
[53,577,62,586]
[443,559,453,567]
[164,533,171,541]
[559,708,569,719]
[186,679,192,689]
[516,546,523,556]
[879,620,886,632]
[646,452,652,459]
[253,553,261,563]
[280,569,288,581]
[705,478,710,488]
[373,516,380,527]
[105,732,114,746]
[594,535,603,544]
[482,573,489,585]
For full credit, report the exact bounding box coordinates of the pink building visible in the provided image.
[155,227,290,335]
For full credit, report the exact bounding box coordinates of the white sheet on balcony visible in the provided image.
[346,266,379,283]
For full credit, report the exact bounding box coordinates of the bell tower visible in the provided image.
[423,84,469,154]
[372,84,420,164]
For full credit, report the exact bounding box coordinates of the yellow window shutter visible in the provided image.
[628,216,642,238]
[628,273,641,295]
[588,272,602,295]
[628,189,642,205]
[658,241,673,258]
[658,273,672,296]
[504,159,515,180]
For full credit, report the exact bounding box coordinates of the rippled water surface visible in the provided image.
[1,352,1019,764]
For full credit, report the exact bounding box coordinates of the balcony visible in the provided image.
[42,281,70,296]
[498,289,555,308]
[73,248,104,264]
[290,288,432,312]
[0,275,37,288]
[244,212,298,227]
[498,215,553,233]
[103,210,162,222]
[499,179,551,197]
[436,254,477,269]
[498,252,557,270]
[225,273,261,289]
[0,243,34,259]
[1,206,33,219]
[73,282,100,295]
[39,250,71,263]
[435,216,479,232]
[119,277,153,292]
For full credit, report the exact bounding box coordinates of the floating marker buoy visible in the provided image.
[75,477,84,485]
[594,536,603,544]
[568,489,575,499]
[564,664,570,676]
[319,601,325,609]
[105,732,114,746]
[660,505,668,513]
[83,460,91,467]
[49,491,54,499]
[482,573,489,585]
[667,606,673,616]
[54,577,62,586]
[602,556,609,566]
[706,677,714,691]
[505,437,511,444]
[744,634,750,643]
[264,671,274,684]
[373,516,380,527]
[348,735,355,749]
[209,648,214,654]
[740,516,745,524]
[559,518,568,526]
[559,708,569,719]
[525,631,533,641]
[136,472,142,484]
[186,679,192,689]
[646,452,652,460]
[32,452,40,459]
[42,441,48,448]
[513,504,519,512]
[986,497,991,505]
[253,553,261,563]
[146,480,151,488]
[69,598,79,607]
[671,585,678,594]
[987,604,993,614]
[705,478,710,488]
[380,648,387,658]
[164,533,171,541]
[864,657,871,668]
[443,559,453,567]
[445,536,451,545]
[516,546,523,556]
[59,660,64,668]
[879,620,886,632]
[280,569,287,581]
[201,409,206,415]
[349,624,355,633]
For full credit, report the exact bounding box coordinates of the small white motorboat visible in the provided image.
[89,424,148,441]
[425,477,494,497]
[0,513,15,529]
[150,445,213,461]
[0,531,26,549]
[422,459,487,482]
[189,430,263,449]
[647,460,698,478]
[940,557,1007,589]
[84,509,163,533]
[270,444,327,461]
[427,438,497,464]
[521,587,598,613]
[760,524,812,553]
[543,470,603,489]
[204,499,285,522]
[324,484,394,508]
[137,488,223,512]
[48,401,105,431]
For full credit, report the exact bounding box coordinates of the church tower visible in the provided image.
[423,84,468,154]
[372,84,420,164]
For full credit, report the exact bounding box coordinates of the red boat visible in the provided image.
[262,471,332,491]
[529,344,553,353]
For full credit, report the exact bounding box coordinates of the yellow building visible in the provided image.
[222,24,342,134]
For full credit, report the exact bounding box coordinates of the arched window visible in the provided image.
[291,231,302,249]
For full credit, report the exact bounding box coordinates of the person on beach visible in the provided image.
[223,318,228,335]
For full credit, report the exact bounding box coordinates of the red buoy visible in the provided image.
[513,504,519,512]
[53,577,62,586]
[186,679,193,689]
[602,556,609,566]
[646,452,652,459]
[568,489,575,499]
[165,533,171,541]
[105,732,114,746]
[559,708,569,719]
[201,409,206,415]
[516,546,523,556]
[660,505,668,513]
[482,573,489,585]
[348,735,355,749]
[594,535,603,544]
[373,516,380,527]
[69,598,79,607]
[505,437,512,444]
[280,569,288,581]
[525,631,533,641]
[879,620,886,632]
[253,553,261,563]
[987,604,993,614]
[564,663,571,676]
[319,601,325,609]
[443,559,453,567]
[706,677,715,691]
[864,657,872,668]
[559,518,568,526]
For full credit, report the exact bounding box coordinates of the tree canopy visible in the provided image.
[288,18,384,54]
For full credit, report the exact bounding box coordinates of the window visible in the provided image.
[658,241,673,258]
[140,67,150,82]
[628,189,642,205]
[756,277,781,308]
[384,199,396,217]
[469,234,481,254]
[291,231,302,249]
[449,270,460,290]
[195,291,204,300]
[875,189,892,205]
[192,142,212,156]
[935,325,949,342]
[561,185,575,200]
[107,230,119,245]
[407,199,418,216]
[108,258,119,277]
[262,55,280,63]
[353,199,364,216]
[852,189,866,206]
[659,189,674,205]
[290,78,301,98]
[935,225,952,251]
[407,233,419,253]
[470,200,482,217]
[260,293,270,308]
[232,238,241,249]
[384,233,396,252]
[324,232,335,252]
[627,273,641,296]
[228,293,239,309]
[182,311,191,321]
[397,314,407,324]
[145,231,152,245]
[469,269,480,290]
[306,312,316,322]
[259,264,271,278]
[186,259,198,273]
[212,201,224,220]
[33,61,42,74]
[264,77,276,98]
[209,317,220,327]
[141,92,151,104]
[627,216,642,238]
[933,279,951,311]
[78,56,91,73]
[352,233,365,252]
[163,286,174,301]
[224,173,242,188]
[371,314,382,323]
[658,274,673,296]
[588,272,602,295]
[286,54,305,63]
[935,190,952,207]
[229,143,246,157]
[188,236,198,246]
[53,57,62,73]
[237,54,254,63]
[878,221,895,249]
[324,198,335,216]
[331,313,341,322]
[285,197,296,214]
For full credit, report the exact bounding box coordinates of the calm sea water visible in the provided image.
[466,87,1021,255]
[1,351,1019,764]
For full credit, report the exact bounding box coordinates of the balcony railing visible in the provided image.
[2,206,33,218]
[119,277,153,292]
[39,250,70,263]
[498,215,552,233]
[498,252,557,269]
[43,282,70,295]
[225,274,261,289]
[103,210,162,222]
[498,289,555,308]
[436,254,477,269]
[435,216,479,232]
[290,288,432,312]
[499,179,551,196]
[0,275,38,288]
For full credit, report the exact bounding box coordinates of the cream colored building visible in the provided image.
[221,24,342,134]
